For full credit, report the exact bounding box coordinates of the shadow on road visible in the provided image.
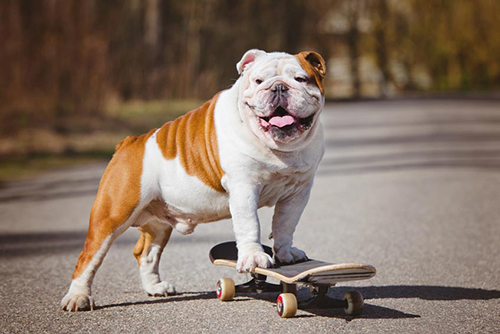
[318,101,500,176]
[0,231,89,257]
[0,231,221,258]
[100,291,219,310]
[318,139,500,176]
[318,158,500,176]
[336,285,500,301]
[95,284,500,319]
[324,115,500,131]
[0,176,100,203]
[325,132,500,149]
[318,149,500,176]
[101,292,417,320]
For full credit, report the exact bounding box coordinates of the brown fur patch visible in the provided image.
[295,51,326,95]
[156,93,225,193]
[133,222,173,264]
[72,128,157,279]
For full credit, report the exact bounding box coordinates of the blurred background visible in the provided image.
[1,0,499,179]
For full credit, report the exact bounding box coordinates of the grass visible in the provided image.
[0,98,203,182]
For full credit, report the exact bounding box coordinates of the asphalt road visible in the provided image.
[1,99,499,333]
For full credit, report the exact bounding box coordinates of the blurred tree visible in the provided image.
[342,0,366,98]
[1,0,499,137]
[372,0,391,96]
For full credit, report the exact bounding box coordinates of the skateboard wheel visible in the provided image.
[344,291,364,316]
[216,278,235,301]
[276,293,297,318]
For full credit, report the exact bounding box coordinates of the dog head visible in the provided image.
[236,49,326,150]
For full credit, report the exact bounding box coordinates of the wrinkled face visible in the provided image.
[237,50,326,147]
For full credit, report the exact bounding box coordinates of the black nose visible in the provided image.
[271,82,288,93]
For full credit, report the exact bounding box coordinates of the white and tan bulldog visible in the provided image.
[61,49,326,311]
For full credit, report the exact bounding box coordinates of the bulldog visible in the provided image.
[61,49,326,311]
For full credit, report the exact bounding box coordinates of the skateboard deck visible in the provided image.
[209,241,376,285]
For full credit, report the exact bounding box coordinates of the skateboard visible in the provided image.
[209,241,376,318]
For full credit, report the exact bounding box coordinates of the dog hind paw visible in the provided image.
[146,281,176,297]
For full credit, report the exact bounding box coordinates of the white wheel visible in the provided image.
[216,278,235,301]
[276,293,297,318]
[344,291,364,316]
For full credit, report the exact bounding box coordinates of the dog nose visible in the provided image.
[271,82,288,93]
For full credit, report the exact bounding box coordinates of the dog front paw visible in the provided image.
[61,292,95,312]
[145,281,176,297]
[237,244,274,273]
[275,246,308,265]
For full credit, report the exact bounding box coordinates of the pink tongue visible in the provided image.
[269,115,295,128]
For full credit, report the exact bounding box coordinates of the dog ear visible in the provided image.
[236,49,265,75]
[295,51,327,95]
[298,51,326,78]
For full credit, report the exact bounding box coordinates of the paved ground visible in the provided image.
[1,99,499,333]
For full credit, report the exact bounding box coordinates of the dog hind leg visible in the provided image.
[133,221,175,296]
[60,214,133,312]
[61,130,155,311]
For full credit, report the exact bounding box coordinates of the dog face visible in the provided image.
[236,50,326,148]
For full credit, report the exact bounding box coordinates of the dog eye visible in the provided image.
[295,77,308,83]
[255,79,263,85]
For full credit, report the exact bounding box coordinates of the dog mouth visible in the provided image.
[258,106,315,133]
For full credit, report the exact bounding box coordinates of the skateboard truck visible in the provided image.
[234,274,282,293]
[300,284,347,309]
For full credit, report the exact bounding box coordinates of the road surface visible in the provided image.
[1,99,499,333]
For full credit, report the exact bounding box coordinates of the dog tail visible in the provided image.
[115,136,133,152]
[115,128,158,153]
